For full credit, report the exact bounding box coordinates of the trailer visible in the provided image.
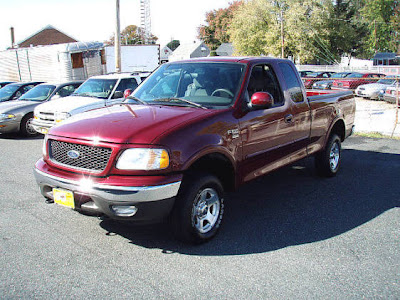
[0,42,105,82]
[105,44,160,73]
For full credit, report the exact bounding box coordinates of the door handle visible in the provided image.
[284,114,293,123]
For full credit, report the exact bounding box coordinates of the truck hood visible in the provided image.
[35,95,104,114]
[49,104,213,144]
[0,100,39,113]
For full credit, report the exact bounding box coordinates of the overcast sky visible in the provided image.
[0,0,232,50]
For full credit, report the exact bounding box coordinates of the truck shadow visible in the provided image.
[99,148,400,256]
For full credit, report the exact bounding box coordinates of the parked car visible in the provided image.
[332,73,385,90]
[0,82,42,103]
[32,73,141,134]
[298,70,313,77]
[312,72,353,90]
[0,82,14,88]
[355,76,400,100]
[303,71,336,88]
[0,81,82,137]
[34,57,355,244]
[383,85,400,105]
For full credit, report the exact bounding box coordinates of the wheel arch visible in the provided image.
[328,118,346,142]
[183,150,236,192]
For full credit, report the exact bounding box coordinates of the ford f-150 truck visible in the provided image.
[34,57,355,244]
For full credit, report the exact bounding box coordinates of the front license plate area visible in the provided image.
[53,188,75,209]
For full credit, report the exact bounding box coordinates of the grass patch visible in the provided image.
[354,131,400,140]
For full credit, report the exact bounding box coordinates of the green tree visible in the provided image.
[390,1,400,53]
[360,0,398,56]
[198,1,243,51]
[105,25,158,45]
[324,0,368,60]
[229,0,334,63]
[166,40,180,51]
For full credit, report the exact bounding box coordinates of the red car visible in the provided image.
[303,71,336,89]
[332,73,385,90]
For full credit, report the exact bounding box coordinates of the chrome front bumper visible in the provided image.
[31,119,55,134]
[34,168,181,221]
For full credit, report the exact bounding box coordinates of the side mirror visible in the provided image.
[113,91,124,99]
[250,92,274,110]
[123,89,133,99]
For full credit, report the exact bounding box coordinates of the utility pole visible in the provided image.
[115,0,121,73]
[281,9,284,59]
[374,20,377,53]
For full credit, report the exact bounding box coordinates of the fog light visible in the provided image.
[111,205,138,217]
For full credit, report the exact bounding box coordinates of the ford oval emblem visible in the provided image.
[67,150,80,159]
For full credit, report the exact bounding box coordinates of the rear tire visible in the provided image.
[20,113,38,137]
[172,172,224,244]
[315,134,341,177]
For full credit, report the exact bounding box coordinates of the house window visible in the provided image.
[71,52,84,69]
[100,50,106,65]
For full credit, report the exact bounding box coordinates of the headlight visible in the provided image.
[116,148,170,170]
[42,137,47,157]
[55,112,71,123]
[0,113,16,121]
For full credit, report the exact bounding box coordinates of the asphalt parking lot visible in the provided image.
[0,133,399,299]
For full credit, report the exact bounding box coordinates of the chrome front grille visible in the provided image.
[49,140,112,172]
[38,112,55,121]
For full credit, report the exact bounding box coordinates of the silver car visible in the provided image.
[355,76,400,100]
[0,81,82,137]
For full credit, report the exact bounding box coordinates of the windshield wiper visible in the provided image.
[71,93,96,98]
[124,96,148,105]
[156,97,207,109]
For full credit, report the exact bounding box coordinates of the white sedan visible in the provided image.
[355,76,399,100]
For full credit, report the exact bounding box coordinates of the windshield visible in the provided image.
[19,85,55,101]
[306,72,320,78]
[331,73,349,79]
[0,84,20,101]
[130,62,246,109]
[72,79,117,99]
[347,73,363,78]
[376,79,396,85]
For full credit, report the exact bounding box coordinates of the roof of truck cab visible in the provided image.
[89,73,140,80]
[169,56,288,64]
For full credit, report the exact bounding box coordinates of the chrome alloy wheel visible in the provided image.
[192,188,221,234]
[329,141,340,171]
[26,118,37,136]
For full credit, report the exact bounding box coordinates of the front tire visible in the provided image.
[20,113,38,137]
[315,134,341,177]
[172,172,224,244]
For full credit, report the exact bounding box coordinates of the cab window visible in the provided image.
[247,64,284,106]
[278,63,304,103]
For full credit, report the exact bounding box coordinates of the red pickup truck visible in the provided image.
[34,57,355,243]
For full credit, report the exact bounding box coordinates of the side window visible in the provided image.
[115,78,139,93]
[247,64,284,106]
[56,85,78,97]
[278,63,304,103]
[23,85,34,93]
[112,78,139,99]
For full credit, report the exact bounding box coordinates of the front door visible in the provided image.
[239,64,297,183]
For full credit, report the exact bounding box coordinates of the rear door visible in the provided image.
[277,62,311,157]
